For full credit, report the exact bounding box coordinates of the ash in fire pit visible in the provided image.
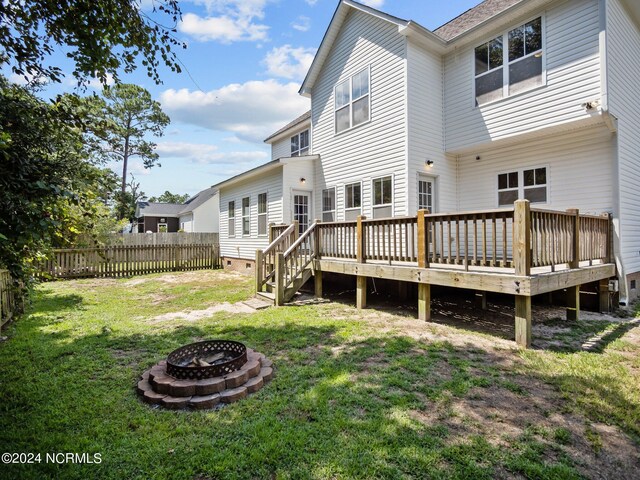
[137,340,274,410]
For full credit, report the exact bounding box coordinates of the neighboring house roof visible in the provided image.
[179,186,217,215]
[136,187,219,218]
[434,0,524,41]
[264,110,311,143]
[135,202,184,218]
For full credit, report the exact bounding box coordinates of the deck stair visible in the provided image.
[255,221,318,305]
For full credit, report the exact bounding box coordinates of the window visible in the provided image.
[291,130,309,156]
[498,167,547,206]
[372,176,392,218]
[335,67,370,133]
[228,201,235,237]
[242,197,250,236]
[322,188,336,222]
[475,17,543,105]
[158,223,168,233]
[418,176,434,212]
[344,182,361,221]
[257,193,267,236]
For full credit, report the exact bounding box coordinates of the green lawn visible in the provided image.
[1,270,639,479]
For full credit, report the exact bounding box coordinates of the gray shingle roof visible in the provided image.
[178,186,217,214]
[136,186,218,218]
[264,110,311,143]
[434,0,524,41]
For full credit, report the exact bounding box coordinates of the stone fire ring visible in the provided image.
[136,346,274,410]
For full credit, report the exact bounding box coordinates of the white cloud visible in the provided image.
[360,0,385,7]
[179,0,271,43]
[304,0,318,5]
[159,80,309,143]
[155,141,268,165]
[263,45,316,81]
[291,15,311,32]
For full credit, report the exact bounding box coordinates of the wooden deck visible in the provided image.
[256,200,615,348]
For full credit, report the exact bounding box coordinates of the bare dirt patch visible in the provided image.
[124,270,246,286]
[149,302,255,322]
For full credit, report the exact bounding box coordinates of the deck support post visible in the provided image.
[598,279,610,313]
[315,270,323,299]
[515,295,532,348]
[566,286,580,321]
[275,252,285,307]
[255,249,263,294]
[475,291,487,310]
[418,283,431,321]
[356,276,367,309]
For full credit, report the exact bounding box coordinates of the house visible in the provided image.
[214,0,640,343]
[135,187,219,233]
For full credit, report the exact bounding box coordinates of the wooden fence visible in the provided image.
[39,244,221,280]
[1,270,19,327]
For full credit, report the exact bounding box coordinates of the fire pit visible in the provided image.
[166,340,247,380]
[136,340,274,410]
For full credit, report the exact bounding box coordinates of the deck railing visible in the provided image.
[255,200,612,301]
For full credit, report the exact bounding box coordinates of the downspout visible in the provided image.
[599,0,626,304]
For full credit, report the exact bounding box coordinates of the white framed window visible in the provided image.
[372,175,392,219]
[475,16,544,106]
[497,167,547,206]
[257,193,268,236]
[291,130,309,156]
[242,197,250,236]
[344,182,362,221]
[335,66,370,134]
[158,223,168,233]
[228,201,235,237]
[418,175,435,212]
[322,187,336,222]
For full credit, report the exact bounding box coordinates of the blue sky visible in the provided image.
[8,0,482,198]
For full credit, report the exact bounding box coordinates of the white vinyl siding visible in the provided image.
[457,127,614,215]
[406,40,457,214]
[444,0,602,152]
[190,193,219,233]
[270,124,311,160]
[312,9,407,220]
[219,168,283,259]
[606,0,640,297]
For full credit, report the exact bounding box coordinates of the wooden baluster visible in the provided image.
[482,214,487,266]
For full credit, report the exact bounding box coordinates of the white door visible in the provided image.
[292,191,311,235]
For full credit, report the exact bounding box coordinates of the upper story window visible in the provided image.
[497,167,547,206]
[475,17,543,106]
[291,130,309,156]
[335,67,370,134]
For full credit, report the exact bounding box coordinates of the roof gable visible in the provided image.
[299,0,409,96]
[434,0,524,41]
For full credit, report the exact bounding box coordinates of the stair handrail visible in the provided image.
[281,222,318,292]
[256,223,297,293]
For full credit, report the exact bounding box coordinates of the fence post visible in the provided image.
[255,249,263,294]
[275,252,285,306]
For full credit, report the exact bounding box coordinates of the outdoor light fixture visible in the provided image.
[425,160,434,167]
[300,177,306,184]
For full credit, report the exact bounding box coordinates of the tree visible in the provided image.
[115,175,147,223]
[0,76,114,285]
[148,191,190,204]
[90,83,170,199]
[0,0,184,87]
